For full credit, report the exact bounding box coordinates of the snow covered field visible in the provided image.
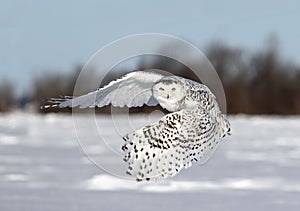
[0,112,299,211]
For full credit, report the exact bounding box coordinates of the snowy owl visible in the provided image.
[45,71,231,181]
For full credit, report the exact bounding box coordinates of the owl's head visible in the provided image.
[152,77,185,111]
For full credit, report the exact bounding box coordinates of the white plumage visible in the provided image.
[45,71,231,181]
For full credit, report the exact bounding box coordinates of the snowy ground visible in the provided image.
[0,112,299,211]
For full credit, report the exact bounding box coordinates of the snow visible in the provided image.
[83,174,300,193]
[0,112,300,211]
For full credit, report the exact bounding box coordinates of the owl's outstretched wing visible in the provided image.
[44,71,164,109]
[121,108,223,181]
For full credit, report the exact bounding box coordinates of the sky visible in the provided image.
[0,0,299,95]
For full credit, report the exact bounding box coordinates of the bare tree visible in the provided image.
[0,81,15,112]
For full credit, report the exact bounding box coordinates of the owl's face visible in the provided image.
[152,78,185,111]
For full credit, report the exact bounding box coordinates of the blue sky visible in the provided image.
[0,0,299,95]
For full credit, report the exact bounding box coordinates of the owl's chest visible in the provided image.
[155,96,180,112]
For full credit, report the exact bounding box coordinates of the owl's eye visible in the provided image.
[171,87,176,91]
[159,87,165,91]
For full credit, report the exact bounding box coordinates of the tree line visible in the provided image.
[1,38,300,114]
